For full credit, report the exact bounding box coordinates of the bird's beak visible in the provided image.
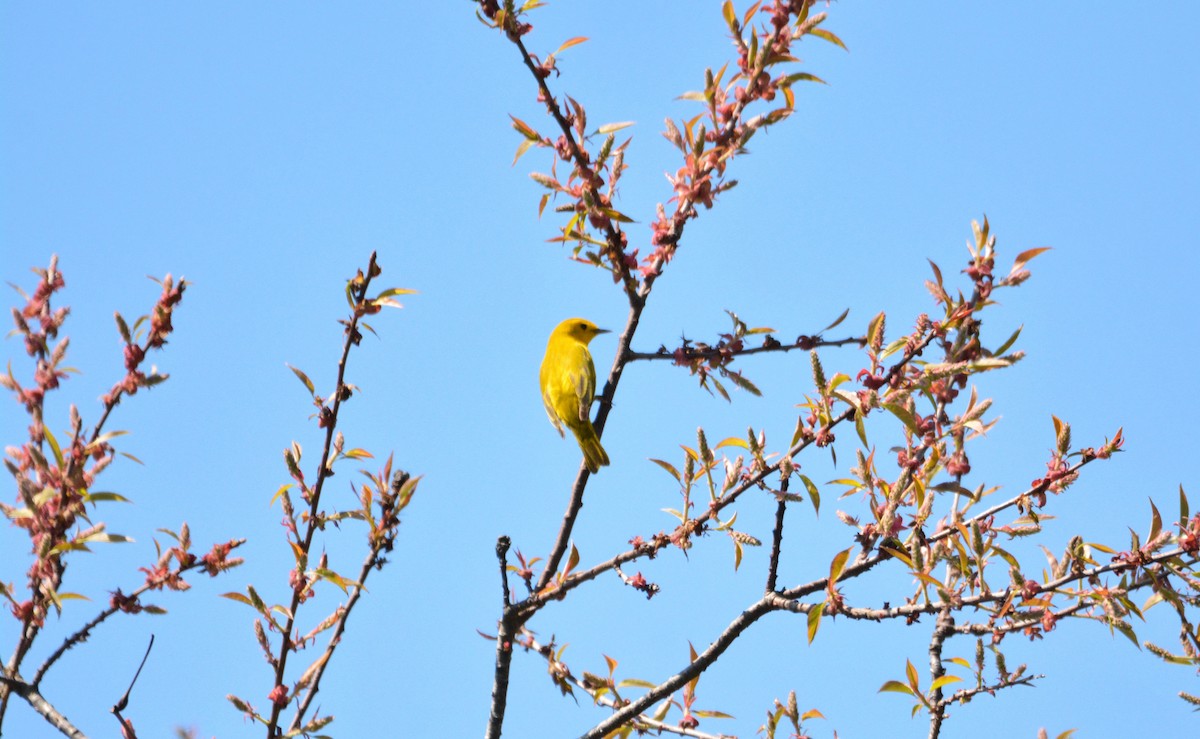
[595,328,611,335]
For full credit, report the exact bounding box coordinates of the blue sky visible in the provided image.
[2,2,1199,737]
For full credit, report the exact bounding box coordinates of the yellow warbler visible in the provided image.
[540,318,611,473]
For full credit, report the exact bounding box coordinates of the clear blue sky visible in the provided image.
[2,3,1198,737]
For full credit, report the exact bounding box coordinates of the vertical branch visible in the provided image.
[266,253,381,735]
[926,608,953,739]
[766,476,790,593]
[286,468,414,733]
[487,537,516,739]
[111,635,155,738]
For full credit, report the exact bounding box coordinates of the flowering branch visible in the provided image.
[1,257,244,735]
[221,252,418,737]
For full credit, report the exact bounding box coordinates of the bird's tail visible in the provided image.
[573,423,610,473]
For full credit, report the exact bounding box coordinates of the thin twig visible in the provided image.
[112,634,155,738]
[625,335,865,363]
[766,476,790,593]
[266,252,380,734]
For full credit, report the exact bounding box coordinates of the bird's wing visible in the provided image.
[542,386,565,436]
[573,349,596,423]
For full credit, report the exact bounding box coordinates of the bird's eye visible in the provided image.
[578,322,587,331]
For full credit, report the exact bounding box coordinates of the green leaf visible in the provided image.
[883,402,922,436]
[617,678,657,690]
[44,427,64,468]
[509,114,539,139]
[879,546,912,567]
[798,474,820,516]
[82,491,130,504]
[726,370,762,396]
[828,547,852,583]
[286,364,315,396]
[807,602,824,644]
[222,592,253,606]
[694,710,734,719]
[782,72,826,86]
[374,287,417,299]
[649,458,680,482]
[115,312,132,343]
[992,325,1023,356]
[878,680,915,696]
[315,567,358,594]
[512,137,537,165]
[596,121,635,134]
[930,675,962,691]
[79,532,133,545]
[854,412,868,448]
[808,27,848,51]
[822,307,850,332]
[1112,620,1141,649]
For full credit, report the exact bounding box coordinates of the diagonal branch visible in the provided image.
[519,632,734,739]
[580,597,776,739]
[0,675,85,738]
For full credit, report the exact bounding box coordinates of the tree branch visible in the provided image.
[486,537,517,739]
[626,334,864,363]
[580,598,776,739]
[0,675,86,738]
[519,632,734,739]
[266,252,381,734]
[766,477,790,594]
[926,609,952,739]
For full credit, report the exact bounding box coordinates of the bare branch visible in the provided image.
[0,675,86,738]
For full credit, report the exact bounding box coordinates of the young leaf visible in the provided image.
[554,36,588,55]
[798,474,820,516]
[808,27,848,50]
[878,680,915,696]
[649,458,681,482]
[930,675,962,691]
[828,547,852,583]
[596,121,635,134]
[286,364,316,396]
[822,307,850,332]
[807,602,825,644]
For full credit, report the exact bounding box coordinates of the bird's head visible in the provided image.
[554,318,610,345]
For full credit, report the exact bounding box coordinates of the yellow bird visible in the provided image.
[540,318,611,473]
